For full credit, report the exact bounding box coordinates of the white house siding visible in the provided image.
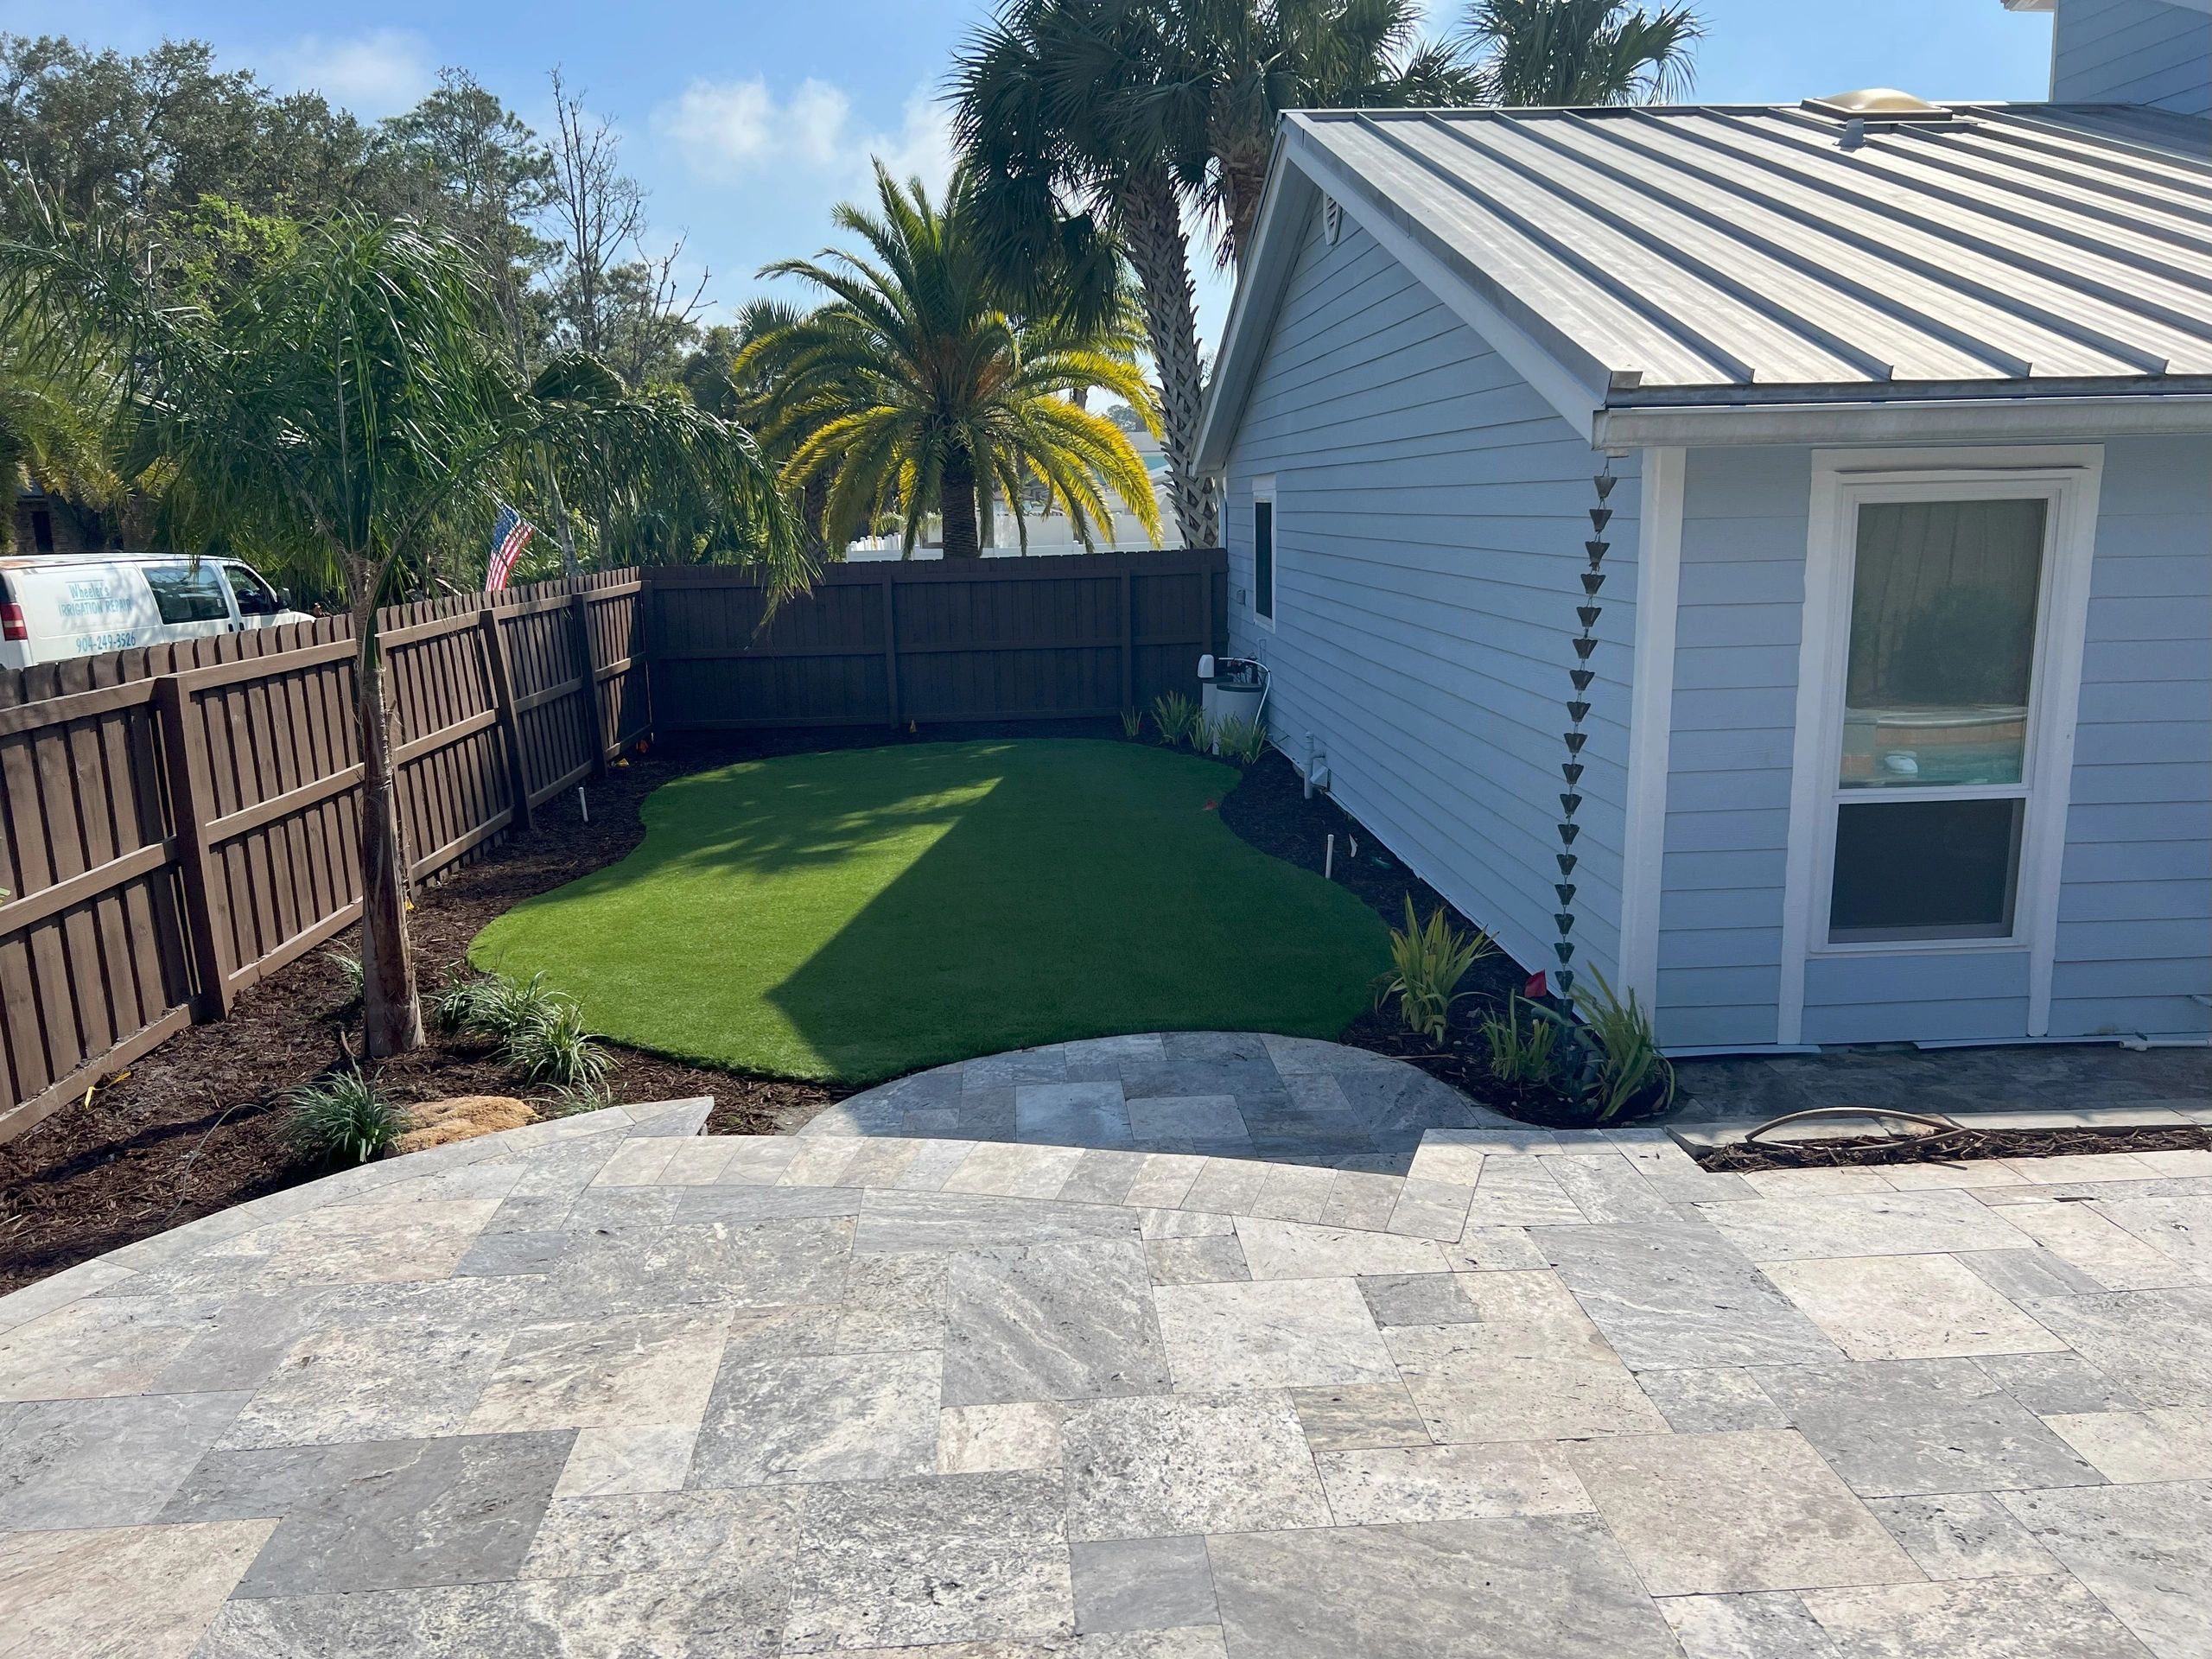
[1657,437,2212,1049]
[2052,0,2212,113]
[1221,208,1638,984]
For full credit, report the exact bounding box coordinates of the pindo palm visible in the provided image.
[1376,897,1497,1046]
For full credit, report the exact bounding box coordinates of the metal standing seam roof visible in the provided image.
[1285,100,2212,408]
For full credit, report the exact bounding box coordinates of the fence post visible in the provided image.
[1199,557,1216,666]
[153,674,234,1019]
[570,585,610,776]
[881,576,900,728]
[1119,565,1134,712]
[479,606,533,834]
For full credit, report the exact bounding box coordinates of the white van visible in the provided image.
[0,554,315,671]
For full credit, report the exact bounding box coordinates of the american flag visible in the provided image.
[486,504,535,592]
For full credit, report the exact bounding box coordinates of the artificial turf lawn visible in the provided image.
[468,738,1391,1084]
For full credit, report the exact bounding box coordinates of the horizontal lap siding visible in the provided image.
[1660,436,2212,1050]
[2050,435,2212,1039]
[2054,0,2212,113]
[1222,209,1634,982]
[1658,448,1802,1047]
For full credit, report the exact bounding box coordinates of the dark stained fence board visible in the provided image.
[0,552,1217,1140]
[644,550,1224,731]
[0,569,649,1141]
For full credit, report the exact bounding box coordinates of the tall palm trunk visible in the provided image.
[349,582,424,1057]
[1217,135,1273,275]
[941,444,982,559]
[1114,168,1217,549]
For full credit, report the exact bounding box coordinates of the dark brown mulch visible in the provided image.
[1697,1122,2212,1173]
[0,735,865,1295]
[1213,748,1665,1128]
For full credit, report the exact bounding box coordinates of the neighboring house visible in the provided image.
[2006,0,2211,112]
[1196,31,2212,1052]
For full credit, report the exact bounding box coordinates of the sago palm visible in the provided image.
[1460,0,1703,106]
[743,164,1160,560]
[1,212,803,1055]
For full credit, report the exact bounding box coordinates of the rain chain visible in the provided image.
[1553,467,1616,1001]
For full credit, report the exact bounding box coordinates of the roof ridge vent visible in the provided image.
[1804,88,1955,122]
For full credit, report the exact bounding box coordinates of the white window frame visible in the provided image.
[1777,446,2102,1044]
[1250,475,1278,631]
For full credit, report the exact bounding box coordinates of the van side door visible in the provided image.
[222,562,290,632]
[140,560,236,645]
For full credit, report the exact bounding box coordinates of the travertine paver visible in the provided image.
[2,1071,2210,1657]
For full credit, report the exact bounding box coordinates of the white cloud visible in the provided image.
[264,29,435,118]
[655,76,954,198]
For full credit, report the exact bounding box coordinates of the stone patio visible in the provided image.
[3,1070,2212,1656]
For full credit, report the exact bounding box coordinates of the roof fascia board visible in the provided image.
[1595,392,2212,447]
[1197,118,1611,468]
[1195,135,1316,472]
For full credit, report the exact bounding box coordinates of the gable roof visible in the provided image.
[1198,100,2212,460]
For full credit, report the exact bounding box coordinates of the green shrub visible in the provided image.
[1150,690,1200,747]
[1375,897,1496,1046]
[1213,715,1268,765]
[1530,969,1675,1124]
[429,968,496,1034]
[453,970,563,1041]
[539,1078,616,1117]
[285,1069,406,1163]
[326,949,364,1002]
[506,999,613,1089]
[1119,708,1144,739]
[1480,995,1562,1086]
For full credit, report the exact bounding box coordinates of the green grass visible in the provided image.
[469,739,1389,1084]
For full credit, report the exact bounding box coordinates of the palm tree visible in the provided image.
[1460,0,1703,106]
[0,320,118,552]
[2,213,803,1056]
[1200,0,1479,271]
[742,164,1160,561]
[953,0,1476,549]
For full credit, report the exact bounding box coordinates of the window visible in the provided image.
[225,563,282,617]
[141,563,232,625]
[1822,493,2053,945]
[29,509,54,553]
[1252,486,1275,626]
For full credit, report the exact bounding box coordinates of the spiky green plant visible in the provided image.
[1212,714,1268,765]
[284,1069,406,1164]
[1119,707,1144,739]
[1375,897,1497,1045]
[506,999,613,1089]
[429,968,496,1034]
[1151,690,1200,747]
[1480,995,1563,1086]
[539,1078,616,1117]
[1529,969,1675,1123]
[326,949,365,1003]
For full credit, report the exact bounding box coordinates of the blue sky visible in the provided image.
[14,0,2056,349]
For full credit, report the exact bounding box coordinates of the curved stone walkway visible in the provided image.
[2,1092,2209,1656]
[810,1032,1523,1171]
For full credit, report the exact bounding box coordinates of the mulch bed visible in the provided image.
[1697,1122,2212,1173]
[1213,748,1671,1128]
[0,734,874,1294]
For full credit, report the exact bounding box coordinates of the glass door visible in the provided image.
[1821,494,2053,946]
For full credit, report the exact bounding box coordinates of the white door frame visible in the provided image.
[1776,444,2103,1046]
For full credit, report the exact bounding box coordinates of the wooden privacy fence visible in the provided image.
[0,548,1226,1140]
[0,569,650,1141]
[648,550,1228,728]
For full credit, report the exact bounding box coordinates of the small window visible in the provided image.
[225,563,282,616]
[1253,497,1274,624]
[142,563,232,625]
[29,509,54,553]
